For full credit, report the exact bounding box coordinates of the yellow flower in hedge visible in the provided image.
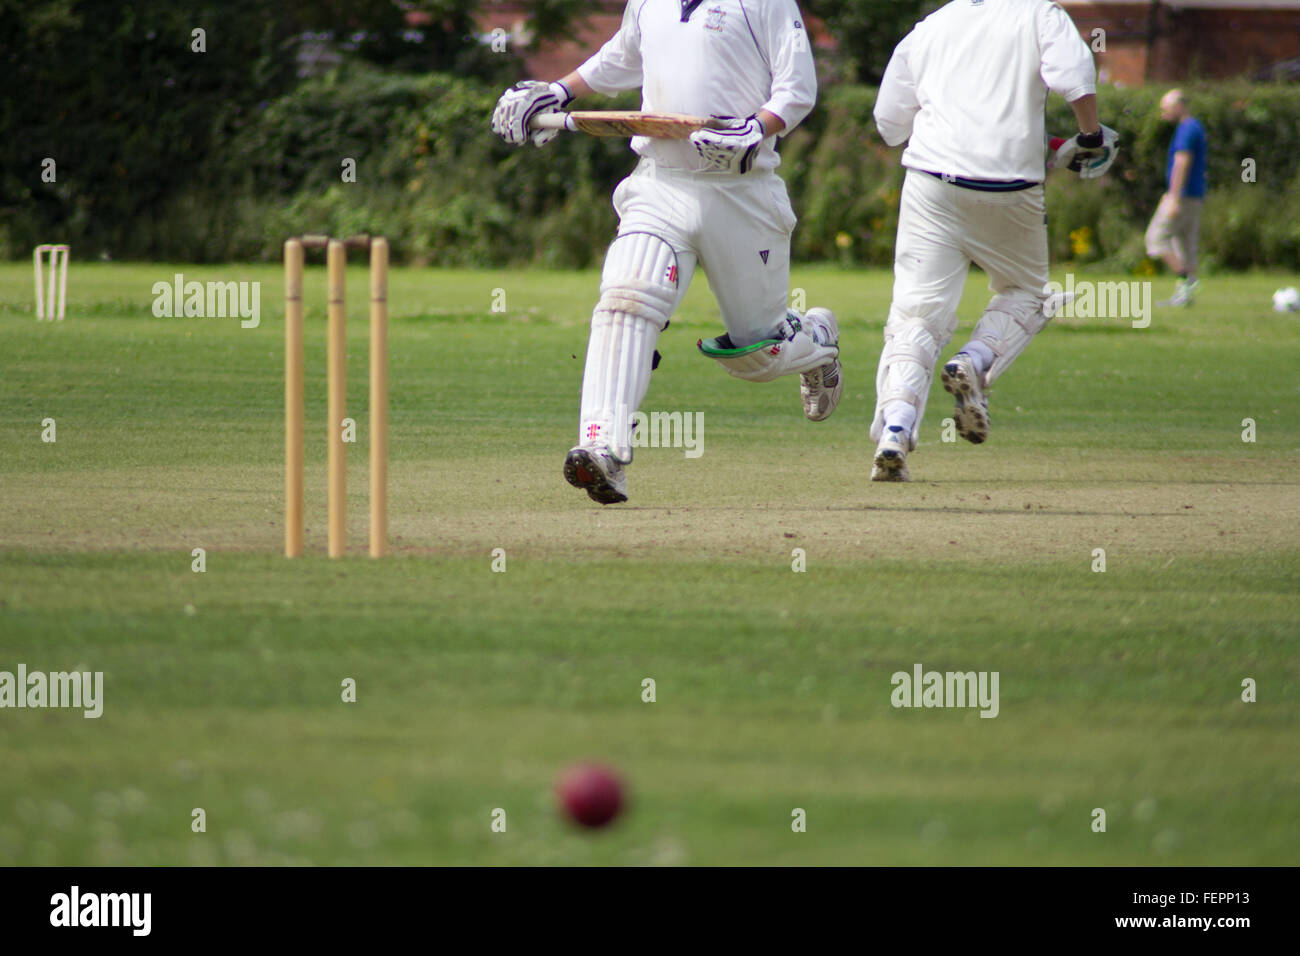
[1135,257,1157,276]
[1069,226,1093,258]
[835,232,852,249]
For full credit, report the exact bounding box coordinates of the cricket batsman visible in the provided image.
[868,0,1117,481]
[491,0,841,504]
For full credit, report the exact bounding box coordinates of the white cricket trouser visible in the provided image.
[890,169,1049,345]
[613,159,797,347]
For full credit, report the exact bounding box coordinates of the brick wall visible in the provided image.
[1062,1,1300,85]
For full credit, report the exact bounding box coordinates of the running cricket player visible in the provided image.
[869,0,1117,481]
[491,0,841,505]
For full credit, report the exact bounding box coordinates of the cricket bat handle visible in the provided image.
[531,113,575,132]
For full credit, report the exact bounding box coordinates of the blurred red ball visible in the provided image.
[555,763,624,828]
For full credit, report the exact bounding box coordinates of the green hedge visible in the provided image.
[782,81,1300,271]
[781,85,903,266]
[7,67,1300,270]
[161,70,639,267]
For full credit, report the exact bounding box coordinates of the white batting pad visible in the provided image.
[578,232,680,461]
[870,318,941,448]
[697,313,837,383]
[971,289,1051,387]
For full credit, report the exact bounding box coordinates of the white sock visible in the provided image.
[958,340,995,377]
[882,400,917,435]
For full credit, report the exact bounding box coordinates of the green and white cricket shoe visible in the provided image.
[941,352,990,445]
[871,425,911,482]
[800,307,843,422]
[564,445,628,504]
[1160,277,1199,307]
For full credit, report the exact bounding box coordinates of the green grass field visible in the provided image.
[0,261,1296,865]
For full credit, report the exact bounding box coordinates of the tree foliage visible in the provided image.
[0,0,588,256]
[805,0,938,83]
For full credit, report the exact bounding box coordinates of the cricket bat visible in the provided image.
[530,111,727,140]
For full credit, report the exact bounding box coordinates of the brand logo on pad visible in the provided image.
[586,423,602,441]
[768,345,781,356]
[666,264,678,284]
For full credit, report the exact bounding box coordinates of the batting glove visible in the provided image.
[690,115,767,174]
[491,80,573,147]
[1052,124,1120,179]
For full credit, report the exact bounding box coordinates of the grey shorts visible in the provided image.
[1145,196,1203,273]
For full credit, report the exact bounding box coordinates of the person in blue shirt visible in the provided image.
[1145,89,1207,306]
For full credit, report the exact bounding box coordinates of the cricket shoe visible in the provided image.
[871,425,910,482]
[564,445,628,504]
[800,307,843,421]
[941,352,990,445]
[1160,277,1199,307]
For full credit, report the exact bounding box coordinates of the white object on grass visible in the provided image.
[34,244,69,321]
[1272,286,1300,313]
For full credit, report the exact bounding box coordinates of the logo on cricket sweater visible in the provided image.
[759,250,769,264]
[704,6,726,32]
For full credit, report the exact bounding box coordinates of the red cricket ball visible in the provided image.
[555,763,624,829]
